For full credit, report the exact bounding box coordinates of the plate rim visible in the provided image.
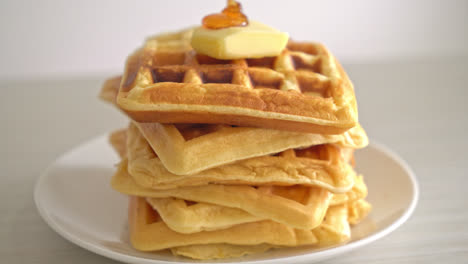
[34,134,419,264]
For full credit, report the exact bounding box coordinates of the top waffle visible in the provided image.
[117,29,358,134]
[101,76,367,175]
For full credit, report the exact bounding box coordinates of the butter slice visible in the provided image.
[191,21,289,60]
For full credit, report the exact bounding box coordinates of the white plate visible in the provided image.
[34,134,418,264]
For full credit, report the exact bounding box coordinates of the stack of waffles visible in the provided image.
[100,29,372,260]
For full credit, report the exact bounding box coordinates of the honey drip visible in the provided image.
[202,0,248,29]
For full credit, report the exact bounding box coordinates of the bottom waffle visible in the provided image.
[112,162,368,230]
[130,197,371,259]
[129,196,358,252]
[129,196,319,251]
[146,197,260,233]
[171,243,273,260]
[145,174,368,234]
[348,199,372,225]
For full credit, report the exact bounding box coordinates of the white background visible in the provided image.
[0,0,467,79]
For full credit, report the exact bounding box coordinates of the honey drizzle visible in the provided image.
[202,0,248,29]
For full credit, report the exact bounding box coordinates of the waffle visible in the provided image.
[99,76,121,103]
[129,196,352,252]
[112,163,332,230]
[309,204,350,246]
[136,122,367,175]
[330,174,367,206]
[145,175,367,234]
[129,196,318,251]
[109,129,127,158]
[171,244,273,260]
[170,204,354,259]
[116,29,358,134]
[101,76,367,175]
[126,123,356,192]
[146,197,261,234]
[348,199,372,225]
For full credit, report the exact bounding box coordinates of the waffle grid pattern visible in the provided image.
[113,163,334,230]
[117,29,358,134]
[135,32,334,98]
[127,123,356,192]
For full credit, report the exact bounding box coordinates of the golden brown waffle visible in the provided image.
[129,196,352,253]
[116,29,358,134]
[145,175,368,234]
[171,244,273,260]
[126,123,356,192]
[113,163,332,230]
[309,205,350,246]
[170,201,367,259]
[128,196,319,251]
[152,202,364,259]
[136,122,368,175]
[102,76,367,175]
[330,175,368,206]
[348,199,372,225]
[99,76,121,103]
[109,129,127,158]
[146,197,260,234]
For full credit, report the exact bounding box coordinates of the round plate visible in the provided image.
[34,134,418,264]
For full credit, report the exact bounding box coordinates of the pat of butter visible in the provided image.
[191,21,289,60]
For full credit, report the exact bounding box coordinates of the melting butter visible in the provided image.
[191,21,289,60]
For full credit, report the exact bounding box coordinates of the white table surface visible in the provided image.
[1,58,467,263]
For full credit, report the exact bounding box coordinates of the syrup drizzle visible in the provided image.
[202,0,248,29]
